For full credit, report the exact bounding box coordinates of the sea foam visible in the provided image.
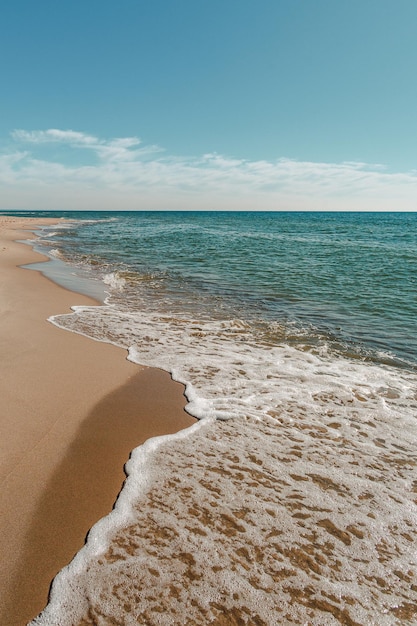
[103,271,127,291]
[31,300,417,625]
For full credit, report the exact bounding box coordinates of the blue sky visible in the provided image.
[1,0,417,210]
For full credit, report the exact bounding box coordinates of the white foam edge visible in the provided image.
[33,312,211,624]
[48,306,221,422]
[103,271,127,291]
[48,308,209,422]
[31,417,208,624]
[48,248,62,258]
[36,221,75,234]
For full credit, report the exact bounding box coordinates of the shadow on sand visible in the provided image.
[2,368,194,626]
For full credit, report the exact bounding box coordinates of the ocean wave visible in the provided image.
[49,248,62,258]
[103,272,127,291]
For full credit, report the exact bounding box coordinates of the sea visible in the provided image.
[5,210,417,625]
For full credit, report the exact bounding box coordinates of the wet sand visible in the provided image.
[0,217,195,626]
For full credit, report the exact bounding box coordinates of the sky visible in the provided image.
[1,0,417,211]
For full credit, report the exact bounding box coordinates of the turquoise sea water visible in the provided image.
[5,210,416,625]
[13,209,417,368]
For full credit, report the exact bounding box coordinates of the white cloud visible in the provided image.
[12,128,98,145]
[11,128,165,167]
[1,128,417,211]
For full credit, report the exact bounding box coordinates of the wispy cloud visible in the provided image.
[11,129,99,145]
[10,129,162,163]
[1,128,417,210]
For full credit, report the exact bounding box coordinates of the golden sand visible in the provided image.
[0,217,195,625]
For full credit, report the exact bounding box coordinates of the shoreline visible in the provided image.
[0,217,195,626]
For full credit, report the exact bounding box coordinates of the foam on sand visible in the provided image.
[32,301,417,625]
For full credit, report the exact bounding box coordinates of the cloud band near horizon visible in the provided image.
[1,129,416,211]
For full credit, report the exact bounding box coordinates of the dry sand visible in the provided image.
[0,216,195,626]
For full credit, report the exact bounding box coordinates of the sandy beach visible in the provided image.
[0,216,195,626]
